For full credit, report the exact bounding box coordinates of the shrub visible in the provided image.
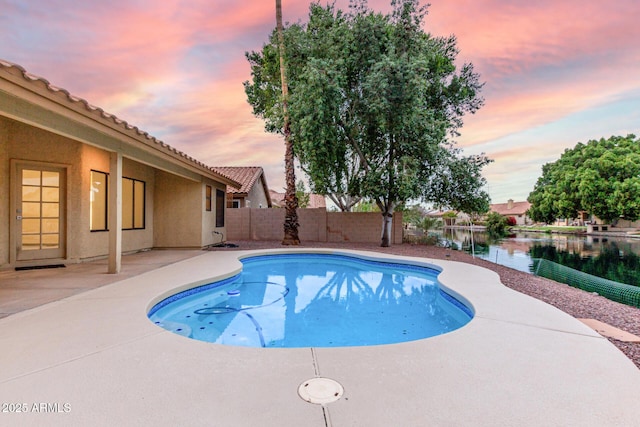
[506,216,517,226]
[418,216,442,232]
[403,233,440,246]
[485,212,509,236]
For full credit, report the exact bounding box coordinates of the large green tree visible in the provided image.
[245,0,490,246]
[528,134,640,224]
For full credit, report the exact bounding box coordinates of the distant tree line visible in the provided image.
[528,134,640,224]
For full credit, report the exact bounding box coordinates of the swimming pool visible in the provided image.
[148,253,473,348]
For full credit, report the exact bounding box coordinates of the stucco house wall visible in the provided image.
[508,214,530,226]
[201,179,228,246]
[78,146,156,258]
[3,117,84,263]
[120,158,155,252]
[153,173,228,248]
[153,170,203,248]
[0,120,10,265]
[0,59,240,270]
[77,143,111,260]
[3,117,160,263]
[246,180,270,209]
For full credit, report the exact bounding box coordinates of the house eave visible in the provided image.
[0,59,238,187]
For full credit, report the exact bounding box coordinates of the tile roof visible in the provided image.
[269,190,326,209]
[269,190,284,207]
[308,194,327,209]
[490,200,531,216]
[213,167,264,195]
[426,210,457,217]
[0,59,239,188]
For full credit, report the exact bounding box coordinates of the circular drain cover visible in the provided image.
[298,377,344,404]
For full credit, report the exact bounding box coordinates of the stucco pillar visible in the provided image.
[108,151,123,273]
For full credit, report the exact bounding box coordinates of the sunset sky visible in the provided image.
[2,0,638,204]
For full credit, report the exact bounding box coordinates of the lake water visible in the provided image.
[440,229,640,287]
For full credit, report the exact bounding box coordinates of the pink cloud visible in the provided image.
[428,1,639,69]
[458,53,640,148]
[2,0,638,199]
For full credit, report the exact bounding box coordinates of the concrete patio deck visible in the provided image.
[1,248,640,426]
[0,249,203,319]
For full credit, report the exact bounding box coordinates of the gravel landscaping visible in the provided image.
[213,240,640,369]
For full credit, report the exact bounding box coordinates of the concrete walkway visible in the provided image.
[1,248,640,426]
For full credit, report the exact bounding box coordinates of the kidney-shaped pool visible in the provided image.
[148,253,473,348]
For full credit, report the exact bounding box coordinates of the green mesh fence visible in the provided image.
[534,258,640,308]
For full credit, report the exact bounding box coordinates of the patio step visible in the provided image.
[578,318,640,342]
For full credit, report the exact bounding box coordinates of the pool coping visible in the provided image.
[1,248,639,426]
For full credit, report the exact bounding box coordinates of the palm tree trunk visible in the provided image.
[276,0,300,245]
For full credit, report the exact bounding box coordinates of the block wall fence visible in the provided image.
[226,208,403,244]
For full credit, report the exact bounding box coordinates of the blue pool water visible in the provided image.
[148,254,473,348]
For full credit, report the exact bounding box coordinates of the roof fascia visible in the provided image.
[258,170,273,207]
[0,67,239,187]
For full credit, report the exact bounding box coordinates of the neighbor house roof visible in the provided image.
[213,166,272,207]
[0,59,240,189]
[490,200,531,216]
[426,210,457,218]
[269,190,326,209]
[269,190,283,207]
[308,194,327,209]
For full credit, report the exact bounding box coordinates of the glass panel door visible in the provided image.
[16,165,65,261]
